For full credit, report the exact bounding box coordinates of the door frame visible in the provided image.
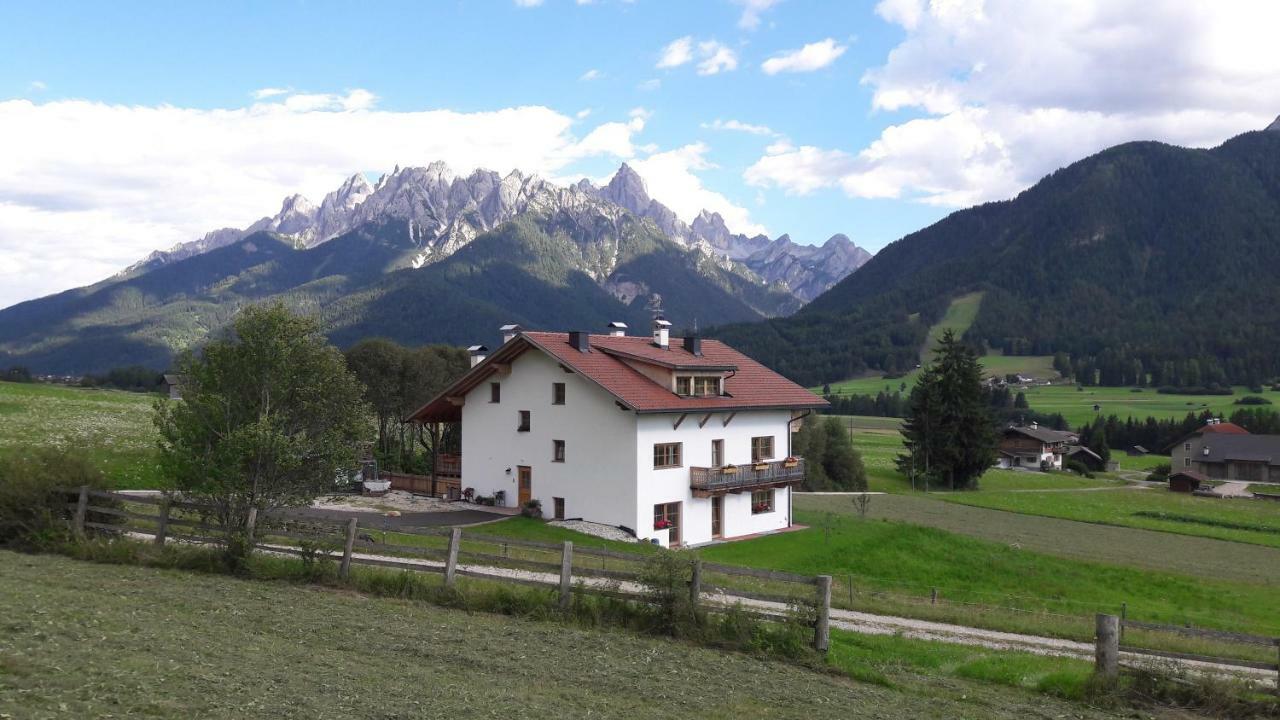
[517,465,532,505]
[711,495,723,539]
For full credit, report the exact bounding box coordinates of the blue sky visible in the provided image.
[2,0,1278,308]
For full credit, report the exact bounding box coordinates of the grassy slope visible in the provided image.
[0,551,1117,720]
[0,381,160,488]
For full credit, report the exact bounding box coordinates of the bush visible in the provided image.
[637,550,702,637]
[521,498,543,519]
[1145,463,1171,483]
[1064,459,1094,478]
[0,448,116,550]
[1234,395,1272,405]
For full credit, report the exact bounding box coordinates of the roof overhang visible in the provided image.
[596,346,737,372]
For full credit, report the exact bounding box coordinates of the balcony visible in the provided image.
[689,458,806,497]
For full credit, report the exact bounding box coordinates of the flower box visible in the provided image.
[783,457,799,468]
[653,519,673,530]
[753,463,769,471]
[721,465,738,474]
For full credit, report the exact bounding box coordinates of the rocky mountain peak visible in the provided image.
[1267,114,1280,132]
[603,163,651,214]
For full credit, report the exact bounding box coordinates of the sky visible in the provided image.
[2,0,1279,310]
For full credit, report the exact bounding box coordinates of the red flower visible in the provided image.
[654,519,672,530]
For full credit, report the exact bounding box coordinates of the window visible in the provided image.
[675,375,719,397]
[711,439,724,467]
[490,382,501,403]
[517,410,531,432]
[653,442,682,469]
[1184,442,1191,452]
[553,497,565,521]
[552,439,565,462]
[751,489,774,514]
[1184,457,1191,467]
[552,382,566,405]
[751,436,775,463]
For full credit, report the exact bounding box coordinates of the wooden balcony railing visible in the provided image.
[689,458,805,497]
[435,453,461,478]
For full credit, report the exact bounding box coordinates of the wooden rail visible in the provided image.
[1094,613,1280,690]
[61,488,835,652]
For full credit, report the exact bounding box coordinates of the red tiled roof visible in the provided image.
[1199,422,1249,435]
[408,331,827,423]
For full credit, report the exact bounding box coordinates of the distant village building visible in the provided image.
[1168,469,1207,493]
[1170,420,1279,483]
[408,319,827,547]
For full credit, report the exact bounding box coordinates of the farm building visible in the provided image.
[1168,470,1208,493]
[996,424,1079,470]
[1065,445,1105,472]
[161,374,184,400]
[408,319,827,548]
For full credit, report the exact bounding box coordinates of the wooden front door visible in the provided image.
[711,496,723,538]
[517,466,532,505]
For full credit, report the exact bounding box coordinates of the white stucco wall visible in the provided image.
[460,350,638,529]
[635,410,794,547]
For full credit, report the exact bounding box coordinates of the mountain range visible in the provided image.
[715,119,1280,387]
[0,164,869,374]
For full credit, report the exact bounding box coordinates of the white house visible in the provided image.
[996,424,1079,470]
[409,319,828,547]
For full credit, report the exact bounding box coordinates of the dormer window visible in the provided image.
[675,375,720,397]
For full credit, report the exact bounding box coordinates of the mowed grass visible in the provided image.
[800,493,1280,586]
[941,487,1280,550]
[920,291,983,363]
[0,551,1120,720]
[1017,383,1280,428]
[0,381,161,488]
[700,508,1279,638]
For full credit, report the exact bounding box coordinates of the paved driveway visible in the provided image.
[280,506,507,530]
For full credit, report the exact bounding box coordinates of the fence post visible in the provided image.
[847,574,853,606]
[1120,602,1127,641]
[689,558,702,608]
[445,528,461,588]
[245,507,258,548]
[559,541,574,610]
[340,518,358,580]
[814,575,832,653]
[73,485,89,538]
[931,587,938,605]
[1095,613,1119,681]
[154,497,171,545]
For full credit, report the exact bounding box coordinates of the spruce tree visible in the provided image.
[896,330,997,490]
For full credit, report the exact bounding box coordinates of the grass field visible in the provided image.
[0,380,160,487]
[699,507,1279,638]
[0,551,1119,720]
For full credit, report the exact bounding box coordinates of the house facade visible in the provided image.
[1170,421,1279,482]
[996,424,1079,470]
[409,320,827,547]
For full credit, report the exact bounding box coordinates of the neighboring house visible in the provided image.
[1126,445,1149,456]
[161,374,184,400]
[408,319,828,547]
[1170,420,1280,483]
[996,424,1079,470]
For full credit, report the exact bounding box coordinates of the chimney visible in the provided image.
[607,321,628,337]
[652,316,671,349]
[499,324,521,345]
[568,331,590,353]
[1030,421,1038,430]
[682,335,702,356]
[468,345,489,368]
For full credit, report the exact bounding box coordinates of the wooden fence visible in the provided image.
[1094,612,1280,689]
[65,487,832,652]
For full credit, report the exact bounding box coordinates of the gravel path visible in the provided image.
[1213,481,1254,498]
[547,520,636,542]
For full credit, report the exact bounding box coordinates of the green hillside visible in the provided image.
[717,129,1280,388]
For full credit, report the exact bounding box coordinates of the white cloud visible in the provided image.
[658,37,738,76]
[252,87,289,99]
[637,78,662,92]
[579,69,603,81]
[28,81,47,92]
[657,36,694,68]
[761,38,847,75]
[0,92,652,308]
[702,118,777,136]
[629,144,766,236]
[734,0,782,30]
[514,0,544,7]
[747,0,1280,207]
[576,108,592,119]
[696,41,738,76]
